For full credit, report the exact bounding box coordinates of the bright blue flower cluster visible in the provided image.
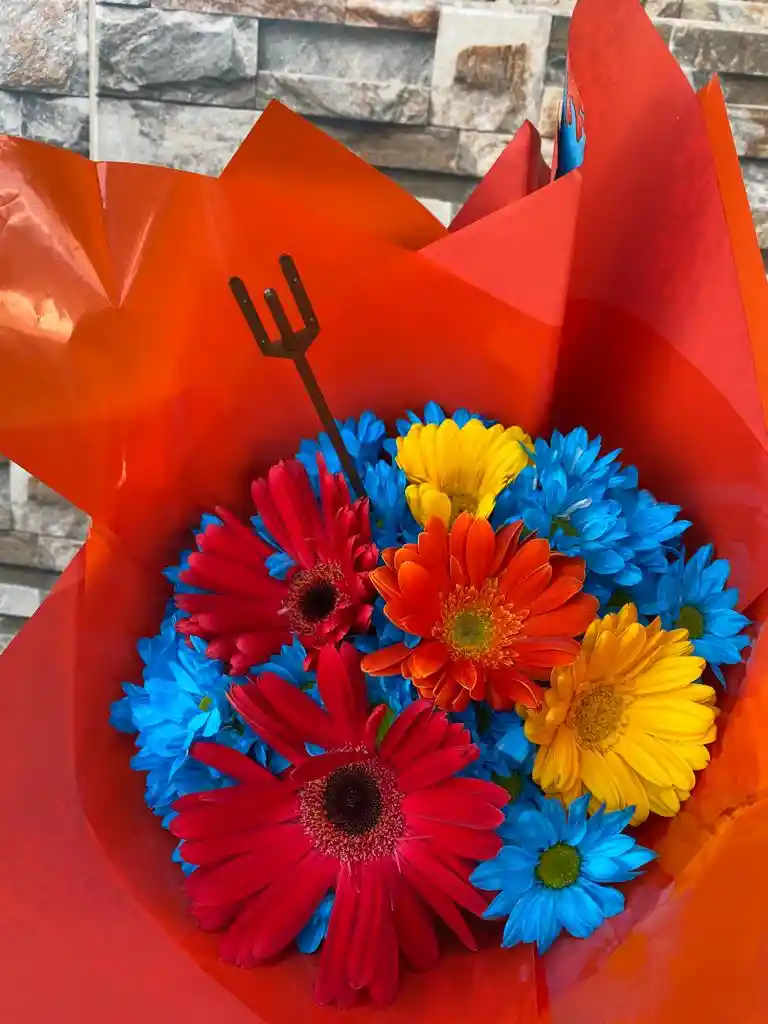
[112,407,750,964]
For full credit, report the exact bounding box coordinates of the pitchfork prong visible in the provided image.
[279,253,319,337]
[229,276,274,355]
[264,287,297,352]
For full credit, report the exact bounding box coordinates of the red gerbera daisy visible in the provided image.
[170,644,508,1007]
[175,458,377,672]
[361,513,599,712]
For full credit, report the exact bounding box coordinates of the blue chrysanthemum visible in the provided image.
[472,795,655,953]
[494,428,690,603]
[394,400,489,437]
[364,459,419,550]
[634,544,751,685]
[297,411,387,486]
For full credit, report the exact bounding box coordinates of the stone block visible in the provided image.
[417,195,457,226]
[544,14,570,86]
[679,1,768,26]
[0,463,10,531]
[728,105,768,158]
[0,531,83,572]
[97,6,260,106]
[0,92,22,140]
[0,566,58,619]
[742,158,768,246]
[642,0,684,16]
[319,120,461,172]
[154,0,345,19]
[256,21,434,123]
[0,616,26,654]
[98,0,148,5]
[0,0,88,95]
[455,129,513,177]
[11,496,90,542]
[431,7,551,131]
[720,74,768,106]
[19,96,89,155]
[538,82,562,139]
[97,98,259,174]
[670,22,768,76]
[345,0,439,32]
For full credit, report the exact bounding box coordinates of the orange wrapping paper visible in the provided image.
[1,0,767,1020]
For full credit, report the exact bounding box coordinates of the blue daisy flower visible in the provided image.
[394,400,488,436]
[455,706,533,780]
[472,795,655,953]
[297,410,387,487]
[634,544,751,685]
[494,428,690,603]
[364,460,419,550]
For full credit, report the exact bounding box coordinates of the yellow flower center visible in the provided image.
[536,843,581,889]
[676,604,705,639]
[448,492,480,522]
[572,686,626,748]
[437,581,525,665]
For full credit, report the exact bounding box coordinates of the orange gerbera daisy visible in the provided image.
[361,513,599,712]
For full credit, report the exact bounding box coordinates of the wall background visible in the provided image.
[1,0,767,647]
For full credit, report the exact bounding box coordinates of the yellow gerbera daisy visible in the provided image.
[524,604,717,825]
[396,418,532,527]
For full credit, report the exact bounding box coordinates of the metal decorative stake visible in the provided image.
[229,255,365,499]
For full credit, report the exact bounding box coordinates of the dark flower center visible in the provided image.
[323,765,382,836]
[677,604,705,640]
[299,579,338,622]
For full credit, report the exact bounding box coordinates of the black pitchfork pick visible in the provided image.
[229,255,365,499]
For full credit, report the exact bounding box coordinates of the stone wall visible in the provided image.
[0,0,767,645]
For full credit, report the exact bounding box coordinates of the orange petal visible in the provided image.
[525,593,599,636]
[397,561,442,620]
[489,520,524,577]
[487,668,543,710]
[450,554,468,587]
[369,565,401,601]
[361,643,410,676]
[465,518,495,589]
[416,519,451,589]
[550,553,586,585]
[382,548,398,569]
[394,544,419,572]
[513,636,581,668]
[449,513,473,574]
[501,563,552,605]
[498,537,551,595]
[408,640,450,678]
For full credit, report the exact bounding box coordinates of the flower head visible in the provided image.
[472,795,655,953]
[298,411,387,487]
[525,604,717,824]
[361,513,598,712]
[175,458,377,673]
[636,545,750,685]
[396,418,532,527]
[494,428,689,602]
[171,645,508,1007]
[364,459,419,550]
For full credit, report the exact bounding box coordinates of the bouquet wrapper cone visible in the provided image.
[1,0,767,1019]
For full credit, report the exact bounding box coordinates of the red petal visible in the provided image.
[398,854,477,950]
[486,667,543,709]
[403,786,505,831]
[233,673,340,754]
[378,699,434,764]
[498,537,551,596]
[415,519,451,590]
[399,840,488,916]
[219,849,337,967]
[409,819,503,861]
[524,593,599,637]
[195,901,243,933]
[526,566,585,615]
[181,826,277,867]
[189,741,281,786]
[291,749,367,785]
[465,517,495,588]
[316,644,368,744]
[187,823,312,905]
[391,872,440,971]
[397,744,478,791]
[489,520,524,577]
[348,860,387,992]
[171,788,299,840]
[315,867,359,1008]
[449,513,473,574]
[513,636,581,666]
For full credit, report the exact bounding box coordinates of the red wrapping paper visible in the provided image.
[1,0,767,1019]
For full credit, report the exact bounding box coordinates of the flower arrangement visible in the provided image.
[2,0,768,1020]
[111,404,748,1006]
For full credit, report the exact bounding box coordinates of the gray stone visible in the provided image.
[728,105,768,158]
[256,21,434,123]
[255,72,430,123]
[0,91,22,138]
[679,1,768,26]
[97,98,259,174]
[0,531,82,572]
[0,463,10,531]
[538,82,561,139]
[19,96,89,155]
[98,0,148,5]
[12,494,90,541]
[155,0,344,19]
[0,565,58,619]
[37,535,83,572]
[721,74,768,105]
[0,616,26,654]
[319,120,461,172]
[742,158,768,246]
[670,23,768,76]
[431,7,551,131]
[642,0,684,16]
[455,129,513,176]
[544,14,570,86]
[417,195,458,226]
[97,6,260,106]
[345,0,439,32]
[0,0,87,95]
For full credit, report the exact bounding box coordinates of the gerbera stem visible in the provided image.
[229,261,366,499]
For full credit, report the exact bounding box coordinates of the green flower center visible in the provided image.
[677,604,705,640]
[451,609,493,652]
[536,842,581,889]
[493,770,523,802]
[552,516,579,538]
[198,695,213,711]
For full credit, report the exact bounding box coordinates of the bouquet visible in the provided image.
[2,0,768,1020]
